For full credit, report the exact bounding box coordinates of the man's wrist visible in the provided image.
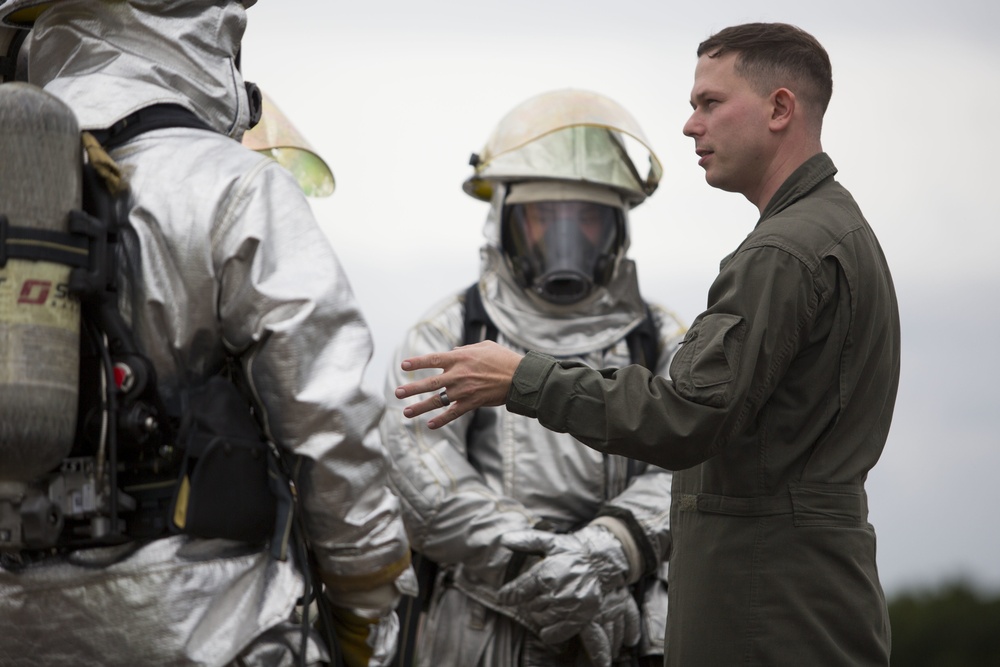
[506,350,557,418]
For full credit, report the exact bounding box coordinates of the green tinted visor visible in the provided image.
[242,91,334,198]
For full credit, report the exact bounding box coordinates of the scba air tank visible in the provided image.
[0,82,82,483]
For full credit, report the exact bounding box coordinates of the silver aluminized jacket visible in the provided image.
[0,2,409,666]
[380,187,685,666]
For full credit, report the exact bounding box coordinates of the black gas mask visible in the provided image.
[502,198,623,305]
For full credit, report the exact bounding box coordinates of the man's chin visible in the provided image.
[704,172,732,192]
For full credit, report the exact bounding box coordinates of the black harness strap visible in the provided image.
[89,103,212,152]
[0,28,27,82]
[462,282,499,348]
[625,301,661,372]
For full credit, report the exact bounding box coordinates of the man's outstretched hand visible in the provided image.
[394,341,524,429]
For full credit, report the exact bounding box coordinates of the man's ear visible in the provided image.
[769,87,795,130]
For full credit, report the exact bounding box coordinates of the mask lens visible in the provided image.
[504,200,620,304]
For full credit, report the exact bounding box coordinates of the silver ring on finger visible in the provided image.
[439,390,451,406]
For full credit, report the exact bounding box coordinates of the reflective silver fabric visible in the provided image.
[0,2,409,665]
[28,1,253,138]
[0,537,323,667]
[380,188,686,664]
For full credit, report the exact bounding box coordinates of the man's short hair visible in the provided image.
[698,22,833,120]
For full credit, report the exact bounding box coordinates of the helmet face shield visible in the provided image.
[463,89,663,207]
[242,91,335,197]
[503,200,621,304]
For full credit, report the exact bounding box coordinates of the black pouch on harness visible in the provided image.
[168,376,277,544]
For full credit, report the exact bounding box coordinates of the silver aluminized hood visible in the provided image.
[25,0,252,138]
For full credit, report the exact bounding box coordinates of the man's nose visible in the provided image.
[683,112,701,137]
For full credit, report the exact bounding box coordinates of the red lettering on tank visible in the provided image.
[17,280,52,305]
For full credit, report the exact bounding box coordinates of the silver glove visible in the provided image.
[498,524,631,647]
[366,610,401,667]
[578,585,641,667]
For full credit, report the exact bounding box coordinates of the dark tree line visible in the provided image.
[889,580,1000,666]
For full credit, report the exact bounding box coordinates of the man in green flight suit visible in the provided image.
[394,21,899,667]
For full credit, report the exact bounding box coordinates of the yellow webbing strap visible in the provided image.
[172,475,191,529]
[81,131,125,196]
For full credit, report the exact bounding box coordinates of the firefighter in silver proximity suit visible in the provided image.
[381,89,685,667]
[0,2,413,666]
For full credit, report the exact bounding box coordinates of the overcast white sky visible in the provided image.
[243,0,1000,597]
